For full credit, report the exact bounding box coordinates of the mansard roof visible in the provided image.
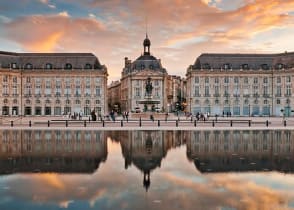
[0,51,106,70]
[191,52,294,70]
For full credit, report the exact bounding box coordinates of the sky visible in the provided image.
[0,0,294,82]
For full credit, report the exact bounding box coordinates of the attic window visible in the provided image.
[85,63,92,69]
[46,63,53,69]
[261,64,269,70]
[11,63,17,69]
[64,63,72,70]
[242,64,249,70]
[224,63,231,70]
[275,63,284,70]
[202,63,210,69]
[25,63,33,69]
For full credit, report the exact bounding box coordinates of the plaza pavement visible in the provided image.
[0,114,294,130]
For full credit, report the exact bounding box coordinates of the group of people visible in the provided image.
[64,112,83,120]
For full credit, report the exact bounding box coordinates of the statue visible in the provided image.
[145,77,153,96]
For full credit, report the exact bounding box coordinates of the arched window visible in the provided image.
[3,99,8,104]
[66,99,71,104]
[45,99,51,104]
[75,100,81,104]
[46,63,53,69]
[56,99,60,104]
[13,99,17,104]
[84,63,92,69]
[36,100,40,104]
[64,63,72,70]
[194,99,200,104]
[244,99,249,105]
[26,99,31,104]
[86,100,90,105]
[25,63,33,69]
[96,100,100,104]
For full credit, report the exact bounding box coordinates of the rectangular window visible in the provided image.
[214,77,219,84]
[96,86,101,96]
[286,76,291,83]
[135,88,140,97]
[205,77,209,84]
[253,77,258,84]
[263,77,268,83]
[234,77,239,84]
[277,77,281,83]
[244,77,248,84]
[194,86,199,96]
[276,86,281,96]
[224,77,229,84]
[205,86,209,96]
[286,85,291,95]
[195,77,199,83]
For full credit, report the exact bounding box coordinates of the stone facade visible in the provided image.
[119,35,169,113]
[186,52,294,116]
[0,51,108,116]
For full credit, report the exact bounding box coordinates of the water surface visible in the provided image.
[0,130,294,210]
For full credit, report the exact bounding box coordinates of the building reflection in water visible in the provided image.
[108,130,187,191]
[186,130,294,173]
[0,130,107,174]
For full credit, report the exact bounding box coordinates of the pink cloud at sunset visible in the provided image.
[0,0,293,81]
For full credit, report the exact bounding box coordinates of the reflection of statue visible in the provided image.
[145,77,153,96]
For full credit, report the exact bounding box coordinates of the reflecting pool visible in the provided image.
[0,130,294,210]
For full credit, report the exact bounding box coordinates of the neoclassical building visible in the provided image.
[120,35,169,112]
[186,52,294,116]
[0,51,108,116]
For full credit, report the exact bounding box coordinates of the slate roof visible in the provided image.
[192,52,294,70]
[0,51,105,70]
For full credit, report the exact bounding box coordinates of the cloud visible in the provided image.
[1,0,294,81]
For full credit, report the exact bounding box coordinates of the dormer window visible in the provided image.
[64,63,72,70]
[46,63,53,69]
[25,63,33,69]
[84,63,92,69]
[275,63,284,70]
[149,64,154,70]
[202,63,210,70]
[241,64,249,70]
[261,64,269,70]
[11,63,17,69]
[224,63,231,70]
[141,64,145,70]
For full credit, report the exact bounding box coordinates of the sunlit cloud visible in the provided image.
[1,0,294,81]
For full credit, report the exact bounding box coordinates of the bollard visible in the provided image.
[121,120,123,127]
[29,120,31,127]
[212,120,215,127]
[194,120,196,127]
[139,117,142,127]
[102,120,105,127]
[48,120,50,127]
[284,120,286,127]
[176,120,178,127]
[66,120,68,127]
[230,120,233,127]
[158,120,160,127]
[84,120,86,127]
[266,120,269,127]
[11,121,13,127]
[191,116,193,122]
[249,120,251,127]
